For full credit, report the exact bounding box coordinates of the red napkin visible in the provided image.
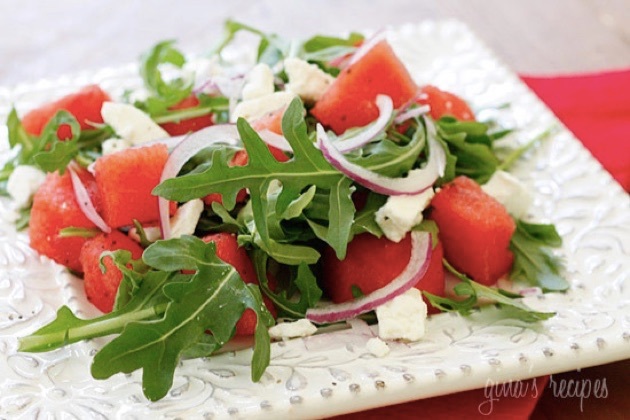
[335,69,630,419]
[522,69,630,192]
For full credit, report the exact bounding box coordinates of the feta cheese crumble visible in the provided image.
[284,57,335,103]
[481,170,532,219]
[231,91,296,123]
[375,188,435,242]
[128,199,204,243]
[268,318,318,339]
[366,337,390,357]
[7,165,47,209]
[241,63,275,100]
[376,288,428,341]
[101,102,169,145]
[101,138,131,156]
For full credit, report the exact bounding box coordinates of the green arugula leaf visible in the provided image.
[32,111,81,173]
[509,219,568,292]
[424,260,555,322]
[349,192,386,238]
[7,107,34,151]
[91,236,272,401]
[140,40,190,97]
[252,250,322,318]
[3,109,82,177]
[213,19,290,67]
[137,40,193,116]
[18,269,173,353]
[436,121,499,184]
[154,98,355,262]
[497,126,556,171]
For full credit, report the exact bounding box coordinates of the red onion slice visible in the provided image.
[348,30,386,67]
[257,129,292,153]
[393,104,431,125]
[159,124,240,239]
[69,166,111,234]
[317,122,446,196]
[334,94,393,153]
[132,134,186,151]
[306,231,432,324]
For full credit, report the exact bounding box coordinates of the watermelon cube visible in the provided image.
[321,233,445,312]
[29,168,101,273]
[94,143,169,228]
[429,176,516,285]
[310,40,418,134]
[21,84,111,139]
[80,231,144,313]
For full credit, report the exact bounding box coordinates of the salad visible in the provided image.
[1,20,566,402]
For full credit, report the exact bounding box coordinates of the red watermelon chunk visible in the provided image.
[22,84,111,139]
[429,176,516,285]
[251,107,285,135]
[159,94,214,136]
[310,40,418,134]
[417,84,475,122]
[29,168,101,273]
[94,143,170,228]
[202,233,277,336]
[321,233,445,312]
[80,231,144,313]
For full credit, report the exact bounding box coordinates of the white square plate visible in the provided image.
[1,20,628,419]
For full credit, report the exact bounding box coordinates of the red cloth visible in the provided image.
[336,69,630,419]
[522,69,630,191]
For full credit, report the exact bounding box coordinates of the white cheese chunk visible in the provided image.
[366,337,390,357]
[7,165,47,209]
[375,189,435,242]
[481,170,532,219]
[231,91,296,123]
[169,199,204,238]
[241,63,275,100]
[184,56,223,88]
[284,57,335,103]
[376,288,428,341]
[101,138,131,156]
[128,199,204,243]
[101,102,168,145]
[269,319,317,339]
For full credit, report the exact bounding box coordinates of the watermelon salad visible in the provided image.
[1,20,567,401]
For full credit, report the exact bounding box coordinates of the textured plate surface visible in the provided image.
[1,21,629,419]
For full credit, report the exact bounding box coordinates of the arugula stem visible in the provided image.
[497,126,556,171]
[153,105,227,124]
[18,303,168,352]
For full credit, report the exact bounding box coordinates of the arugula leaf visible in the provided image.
[2,109,81,177]
[141,41,191,98]
[424,260,555,322]
[497,126,557,171]
[7,107,34,151]
[32,111,81,173]
[436,117,499,184]
[213,19,290,67]
[509,219,568,292]
[252,250,322,318]
[90,237,272,401]
[18,269,173,353]
[155,98,356,261]
[350,192,386,238]
[19,237,274,401]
